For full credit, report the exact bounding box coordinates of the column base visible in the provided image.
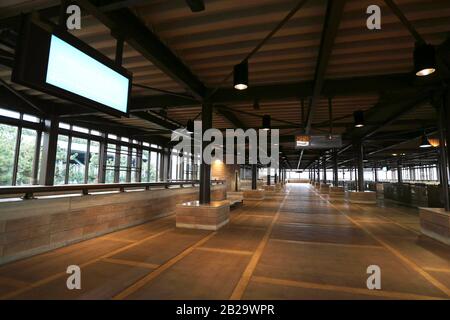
[347,191,377,205]
[329,186,345,199]
[319,183,330,194]
[419,207,450,245]
[176,200,230,231]
[243,189,265,200]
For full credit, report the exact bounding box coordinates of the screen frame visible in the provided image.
[12,15,132,117]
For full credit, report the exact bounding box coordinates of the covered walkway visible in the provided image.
[1,184,449,300]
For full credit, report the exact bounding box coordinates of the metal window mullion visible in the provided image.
[84,139,91,184]
[32,130,42,185]
[156,152,160,182]
[12,125,22,186]
[65,135,72,184]
[126,146,132,182]
[114,142,120,183]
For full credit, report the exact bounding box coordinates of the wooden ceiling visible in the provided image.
[0,0,449,169]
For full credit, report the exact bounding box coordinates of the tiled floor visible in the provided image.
[0,183,449,300]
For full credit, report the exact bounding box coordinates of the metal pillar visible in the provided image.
[332,149,338,186]
[322,155,327,183]
[251,164,257,190]
[267,166,271,185]
[436,96,450,210]
[374,164,378,183]
[316,161,320,182]
[353,140,364,192]
[39,115,59,186]
[397,159,403,184]
[199,103,212,204]
[444,87,450,211]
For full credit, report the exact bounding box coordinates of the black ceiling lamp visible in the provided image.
[233,60,248,90]
[419,133,432,148]
[262,115,271,131]
[186,119,194,134]
[414,43,436,77]
[185,0,205,12]
[353,110,364,128]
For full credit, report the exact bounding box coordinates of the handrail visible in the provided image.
[0,180,225,199]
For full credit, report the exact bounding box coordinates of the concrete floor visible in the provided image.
[0,183,449,300]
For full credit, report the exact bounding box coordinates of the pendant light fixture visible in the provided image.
[233,60,248,90]
[186,119,194,134]
[414,43,436,77]
[419,133,432,148]
[262,114,271,131]
[353,110,364,128]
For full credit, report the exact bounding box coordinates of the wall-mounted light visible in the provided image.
[233,60,248,90]
[414,43,436,77]
[353,110,364,128]
[262,114,271,131]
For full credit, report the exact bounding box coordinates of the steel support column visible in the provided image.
[39,115,59,186]
[436,94,450,210]
[322,155,327,183]
[251,164,257,190]
[354,140,364,191]
[199,103,212,204]
[332,149,338,186]
[397,159,403,184]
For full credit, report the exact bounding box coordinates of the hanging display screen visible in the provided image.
[12,16,132,117]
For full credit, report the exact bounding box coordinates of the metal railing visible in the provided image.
[0,180,225,200]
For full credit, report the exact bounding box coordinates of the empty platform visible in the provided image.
[0,183,449,300]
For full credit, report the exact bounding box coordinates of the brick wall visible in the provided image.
[0,185,226,265]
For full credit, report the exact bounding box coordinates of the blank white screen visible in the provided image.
[46,35,129,113]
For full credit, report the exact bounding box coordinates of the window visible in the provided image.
[150,151,159,182]
[119,145,128,182]
[131,148,138,182]
[88,140,100,183]
[105,143,116,183]
[0,124,18,185]
[142,149,149,182]
[0,110,163,186]
[16,128,38,185]
[68,137,87,184]
[54,135,69,185]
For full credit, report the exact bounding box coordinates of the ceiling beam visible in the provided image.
[132,111,181,132]
[297,0,346,169]
[130,73,414,110]
[76,0,206,100]
[214,106,247,129]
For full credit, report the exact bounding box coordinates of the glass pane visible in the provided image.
[54,135,69,185]
[130,148,137,182]
[0,124,18,185]
[59,122,70,129]
[141,150,149,182]
[119,146,128,182]
[72,126,89,134]
[171,153,177,180]
[23,114,40,123]
[150,151,158,182]
[0,108,20,119]
[68,137,87,184]
[105,144,116,183]
[88,140,100,183]
[17,128,37,185]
